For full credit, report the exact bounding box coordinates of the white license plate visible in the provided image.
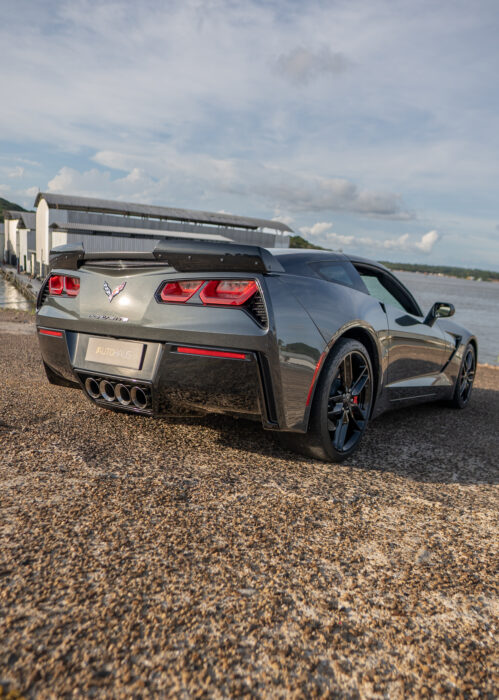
[85,337,145,370]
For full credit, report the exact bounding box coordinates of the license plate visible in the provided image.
[85,337,145,370]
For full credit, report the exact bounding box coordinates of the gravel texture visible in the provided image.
[1,310,498,698]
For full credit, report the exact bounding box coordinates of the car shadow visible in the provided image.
[203,386,499,485]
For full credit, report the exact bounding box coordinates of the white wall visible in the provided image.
[51,230,68,250]
[18,229,28,270]
[36,198,50,267]
[4,218,20,262]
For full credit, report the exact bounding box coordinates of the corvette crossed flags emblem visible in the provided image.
[103,281,126,302]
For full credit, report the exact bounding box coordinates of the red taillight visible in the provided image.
[48,275,80,297]
[199,279,257,306]
[65,276,80,296]
[176,346,248,360]
[39,328,63,337]
[48,275,64,295]
[159,280,204,303]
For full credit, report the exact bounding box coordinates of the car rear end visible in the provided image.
[36,241,285,428]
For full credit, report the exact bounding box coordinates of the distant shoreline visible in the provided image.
[381,262,499,283]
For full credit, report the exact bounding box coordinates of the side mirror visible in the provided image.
[425,301,455,326]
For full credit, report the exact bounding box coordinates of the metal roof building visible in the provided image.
[34,192,292,276]
[1,211,37,270]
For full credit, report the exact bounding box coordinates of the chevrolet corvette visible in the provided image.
[36,240,477,461]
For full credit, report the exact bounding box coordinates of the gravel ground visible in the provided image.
[1,310,498,699]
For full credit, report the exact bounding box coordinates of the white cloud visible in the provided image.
[300,222,336,237]
[47,166,158,203]
[9,166,24,178]
[274,46,351,85]
[301,221,440,254]
[414,230,439,253]
[24,186,39,198]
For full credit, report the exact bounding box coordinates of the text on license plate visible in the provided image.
[85,337,145,370]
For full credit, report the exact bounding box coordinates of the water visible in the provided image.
[0,275,33,311]
[0,270,497,364]
[395,271,499,366]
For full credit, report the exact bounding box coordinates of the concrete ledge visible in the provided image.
[0,264,42,304]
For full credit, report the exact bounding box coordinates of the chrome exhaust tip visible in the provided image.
[131,386,148,409]
[99,380,115,402]
[115,383,131,406]
[85,377,101,399]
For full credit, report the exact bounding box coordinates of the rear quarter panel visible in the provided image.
[267,275,389,430]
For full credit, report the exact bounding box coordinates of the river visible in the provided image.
[0,274,33,312]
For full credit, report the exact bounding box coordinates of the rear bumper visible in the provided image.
[37,327,279,428]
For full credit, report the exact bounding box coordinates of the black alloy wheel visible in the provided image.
[281,338,374,462]
[450,344,476,408]
[326,349,372,454]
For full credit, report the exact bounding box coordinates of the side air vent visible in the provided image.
[245,289,268,327]
[37,278,50,309]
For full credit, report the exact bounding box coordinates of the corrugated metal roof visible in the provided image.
[51,222,232,242]
[36,192,293,233]
[4,209,31,221]
[16,212,36,229]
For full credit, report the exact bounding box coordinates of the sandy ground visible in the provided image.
[1,310,498,698]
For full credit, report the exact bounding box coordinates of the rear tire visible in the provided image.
[280,339,374,462]
[449,343,476,409]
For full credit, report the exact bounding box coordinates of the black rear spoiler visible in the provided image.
[49,240,284,273]
[153,239,284,273]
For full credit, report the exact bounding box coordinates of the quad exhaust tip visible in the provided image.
[85,377,100,399]
[115,383,131,406]
[99,380,115,402]
[131,386,148,410]
[83,376,150,410]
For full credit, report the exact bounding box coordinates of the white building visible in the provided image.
[16,212,37,273]
[2,211,36,271]
[33,193,292,277]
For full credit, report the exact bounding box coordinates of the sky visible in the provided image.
[1,0,499,269]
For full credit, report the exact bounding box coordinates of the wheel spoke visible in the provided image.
[348,408,363,431]
[351,366,368,396]
[333,413,349,450]
[342,354,353,390]
[465,352,473,370]
[328,402,343,418]
[351,403,367,421]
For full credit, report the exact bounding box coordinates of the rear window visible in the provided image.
[310,261,366,292]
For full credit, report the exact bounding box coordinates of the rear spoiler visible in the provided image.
[49,239,284,273]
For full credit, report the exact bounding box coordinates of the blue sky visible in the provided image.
[1,0,499,269]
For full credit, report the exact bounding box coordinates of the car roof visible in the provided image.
[344,253,392,273]
[270,248,347,263]
[269,248,391,273]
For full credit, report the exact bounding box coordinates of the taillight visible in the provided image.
[159,280,204,303]
[48,275,80,297]
[199,280,257,306]
[48,275,64,295]
[65,277,80,296]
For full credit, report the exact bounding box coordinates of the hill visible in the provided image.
[289,234,327,250]
[0,197,27,218]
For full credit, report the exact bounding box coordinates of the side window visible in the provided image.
[310,261,366,293]
[357,269,417,313]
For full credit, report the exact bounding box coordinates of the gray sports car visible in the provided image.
[36,240,477,461]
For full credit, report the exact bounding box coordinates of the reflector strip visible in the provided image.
[305,351,327,406]
[176,346,248,360]
[39,329,63,337]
